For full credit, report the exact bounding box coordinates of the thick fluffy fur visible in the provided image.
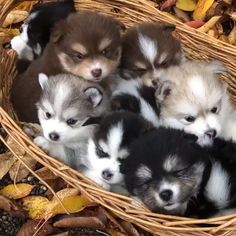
[122,127,236,217]
[120,22,182,86]
[155,60,230,146]
[11,0,75,63]
[34,73,109,169]
[111,78,160,127]
[11,11,121,123]
[82,111,153,191]
[121,128,206,215]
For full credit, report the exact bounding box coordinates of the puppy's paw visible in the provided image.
[34,136,50,151]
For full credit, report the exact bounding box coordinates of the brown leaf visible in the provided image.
[50,233,68,236]
[160,0,176,11]
[0,152,16,179]
[173,7,190,22]
[106,229,126,236]
[35,167,58,181]
[0,195,24,216]
[7,136,26,156]
[53,216,105,229]
[9,155,37,182]
[0,183,35,199]
[120,221,139,236]
[17,220,53,236]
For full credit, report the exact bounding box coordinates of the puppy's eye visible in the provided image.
[211,106,218,114]
[135,67,147,73]
[160,60,168,67]
[74,52,84,60]
[96,146,109,158]
[184,116,196,123]
[66,118,78,126]
[45,112,51,119]
[101,48,109,56]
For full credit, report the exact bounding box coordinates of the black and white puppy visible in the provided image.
[121,128,206,215]
[122,128,236,217]
[82,111,153,192]
[10,0,75,69]
[111,78,160,127]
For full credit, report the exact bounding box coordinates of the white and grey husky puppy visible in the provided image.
[82,111,153,192]
[111,78,160,127]
[34,73,109,169]
[154,60,230,146]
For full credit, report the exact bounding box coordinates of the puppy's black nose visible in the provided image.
[49,132,59,141]
[205,129,217,138]
[159,189,173,202]
[102,169,113,181]
[91,68,102,78]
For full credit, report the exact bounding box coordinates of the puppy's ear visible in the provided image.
[204,60,227,75]
[50,19,67,43]
[155,80,173,103]
[162,24,176,33]
[38,73,48,90]
[84,87,103,108]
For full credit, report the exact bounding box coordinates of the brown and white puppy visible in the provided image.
[120,22,183,87]
[155,60,229,146]
[11,11,122,123]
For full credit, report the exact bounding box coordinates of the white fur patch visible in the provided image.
[99,38,111,51]
[84,87,102,107]
[136,164,152,180]
[138,33,157,63]
[163,156,178,172]
[188,76,206,100]
[205,161,230,209]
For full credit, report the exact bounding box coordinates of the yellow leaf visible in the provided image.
[193,0,214,20]
[51,188,80,201]
[22,196,50,220]
[11,29,20,36]
[176,0,196,12]
[0,183,34,199]
[49,195,90,216]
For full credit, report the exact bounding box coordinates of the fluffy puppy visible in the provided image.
[155,60,229,146]
[11,11,122,123]
[82,111,153,191]
[121,128,207,215]
[111,78,160,127]
[10,0,75,71]
[120,22,183,87]
[34,73,109,169]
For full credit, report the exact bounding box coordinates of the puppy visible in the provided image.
[34,73,109,169]
[155,60,229,146]
[11,11,122,123]
[120,22,183,87]
[82,111,153,192]
[121,128,207,215]
[111,78,160,127]
[10,0,75,70]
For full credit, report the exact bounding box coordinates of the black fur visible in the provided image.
[24,0,75,58]
[94,111,153,151]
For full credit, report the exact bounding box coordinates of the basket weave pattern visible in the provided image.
[1,0,236,235]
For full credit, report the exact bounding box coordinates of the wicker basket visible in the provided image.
[1,0,236,235]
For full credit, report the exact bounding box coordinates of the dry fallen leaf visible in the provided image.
[3,10,28,28]
[53,216,105,229]
[160,0,176,11]
[0,183,35,199]
[0,195,24,216]
[198,15,221,32]
[193,0,215,20]
[22,196,50,220]
[120,221,139,236]
[185,20,205,28]
[0,152,16,179]
[107,229,127,236]
[22,188,91,220]
[35,167,58,181]
[17,219,54,236]
[9,155,37,182]
[47,195,91,217]
[176,0,196,12]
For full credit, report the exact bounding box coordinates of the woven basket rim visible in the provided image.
[1,0,236,235]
